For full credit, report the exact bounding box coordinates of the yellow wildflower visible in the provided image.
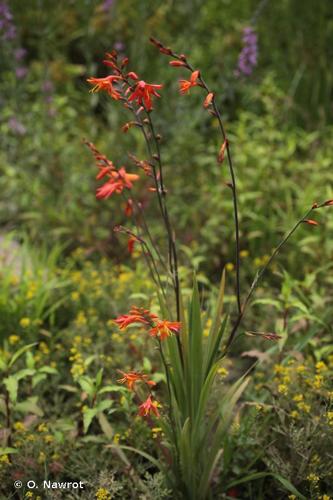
[71,291,80,301]
[75,311,87,327]
[19,317,31,328]
[217,367,229,378]
[0,455,10,465]
[95,488,111,500]
[326,411,333,426]
[278,384,288,395]
[274,364,286,375]
[296,365,306,374]
[297,402,310,413]
[240,250,249,258]
[316,361,328,372]
[38,451,46,464]
[225,263,234,272]
[37,423,48,433]
[290,411,299,419]
[44,434,54,443]
[9,335,20,345]
[14,421,26,432]
[39,342,50,355]
[313,375,323,389]
[113,433,121,444]
[307,472,319,483]
[293,394,304,402]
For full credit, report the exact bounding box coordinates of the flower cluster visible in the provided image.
[114,306,181,341]
[0,1,16,40]
[236,26,258,77]
[87,51,163,112]
[84,140,139,200]
[114,307,181,417]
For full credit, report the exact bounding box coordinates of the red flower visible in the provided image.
[114,307,158,330]
[96,167,139,200]
[117,371,155,391]
[87,75,122,100]
[149,320,181,341]
[128,235,136,254]
[179,70,200,94]
[138,395,160,417]
[125,199,133,217]
[128,80,163,111]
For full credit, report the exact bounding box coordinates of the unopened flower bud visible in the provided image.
[303,219,319,226]
[169,60,186,67]
[218,139,228,163]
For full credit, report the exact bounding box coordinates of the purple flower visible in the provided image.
[14,47,27,61]
[15,66,28,79]
[114,41,125,52]
[42,80,54,93]
[0,1,16,40]
[236,26,258,77]
[101,0,114,12]
[8,117,26,135]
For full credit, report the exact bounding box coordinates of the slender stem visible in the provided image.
[145,112,181,322]
[195,73,242,315]
[224,206,314,351]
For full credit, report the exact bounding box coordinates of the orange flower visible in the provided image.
[96,168,139,199]
[149,320,181,341]
[117,371,156,391]
[128,80,163,111]
[87,75,122,100]
[138,395,160,417]
[114,307,158,330]
[179,70,200,94]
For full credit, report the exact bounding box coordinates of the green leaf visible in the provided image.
[226,472,306,499]
[188,275,203,416]
[9,343,37,368]
[78,376,95,397]
[59,384,79,393]
[204,315,228,379]
[83,408,98,434]
[0,447,18,456]
[95,399,113,413]
[32,373,47,388]
[15,397,43,416]
[98,385,128,395]
[15,369,35,381]
[95,368,104,389]
[25,351,35,370]
[4,376,18,404]
[39,366,58,375]
[97,412,113,439]
[107,444,163,473]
